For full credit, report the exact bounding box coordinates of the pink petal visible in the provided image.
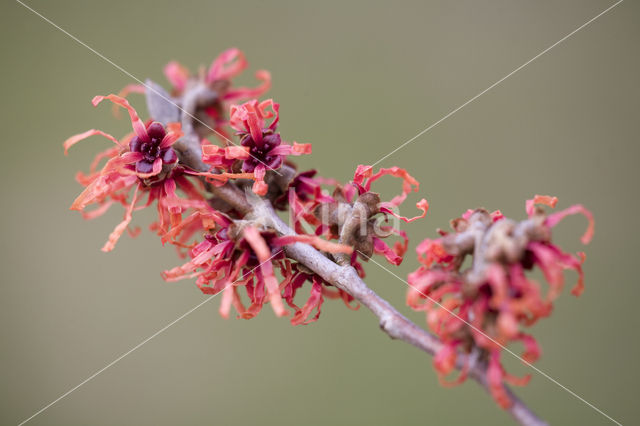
[525,194,558,216]
[242,226,288,317]
[380,198,429,223]
[487,351,512,409]
[546,204,595,244]
[433,342,468,387]
[373,237,403,265]
[257,99,279,131]
[159,126,183,148]
[112,84,146,117]
[207,48,247,83]
[63,129,124,155]
[225,145,250,160]
[271,235,353,254]
[367,166,420,207]
[92,94,149,142]
[352,165,373,189]
[101,183,140,252]
[219,284,235,319]
[163,61,190,92]
[81,200,114,220]
[290,280,324,325]
[224,69,272,102]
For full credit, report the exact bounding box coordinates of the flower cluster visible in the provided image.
[162,209,357,323]
[226,99,311,195]
[65,49,595,420]
[164,47,271,103]
[406,195,594,408]
[64,94,205,252]
[115,48,270,140]
[285,164,429,269]
[67,49,400,325]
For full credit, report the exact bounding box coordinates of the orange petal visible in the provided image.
[92,94,149,142]
[525,194,558,216]
[272,235,353,254]
[242,226,287,317]
[101,184,140,252]
[63,129,124,155]
[546,204,595,245]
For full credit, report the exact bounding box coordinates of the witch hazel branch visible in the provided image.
[63,48,594,426]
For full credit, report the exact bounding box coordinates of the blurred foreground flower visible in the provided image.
[407,195,594,408]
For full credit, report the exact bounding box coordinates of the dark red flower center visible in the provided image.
[129,122,178,174]
[240,131,283,172]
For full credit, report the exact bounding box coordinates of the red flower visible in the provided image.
[228,99,311,195]
[114,48,270,141]
[165,48,270,141]
[407,195,593,408]
[184,142,258,189]
[281,164,429,269]
[347,165,429,266]
[280,259,359,325]
[162,209,354,324]
[64,94,206,251]
[164,48,271,102]
[276,169,338,234]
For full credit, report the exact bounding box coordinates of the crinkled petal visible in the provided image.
[207,47,247,83]
[63,129,124,154]
[160,123,183,148]
[101,183,140,252]
[414,238,453,267]
[185,170,255,183]
[380,198,429,223]
[224,70,272,102]
[164,61,190,92]
[251,164,267,196]
[81,200,114,220]
[373,237,403,265]
[487,351,512,409]
[525,194,558,216]
[290,280,324,325]
[258,99,279,131]
[406,268,453,308]
[434,343,468,387]
[271,235,353,254]
[113,84,146,117]
[92,94,149,142]
[242,226,287,317]
[518,333,541,364]
[352,164,373,189]
[367,166,420,207]
[546,204,594,244]
[269,142,312,157]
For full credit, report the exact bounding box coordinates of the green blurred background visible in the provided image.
[1,0,638,424]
